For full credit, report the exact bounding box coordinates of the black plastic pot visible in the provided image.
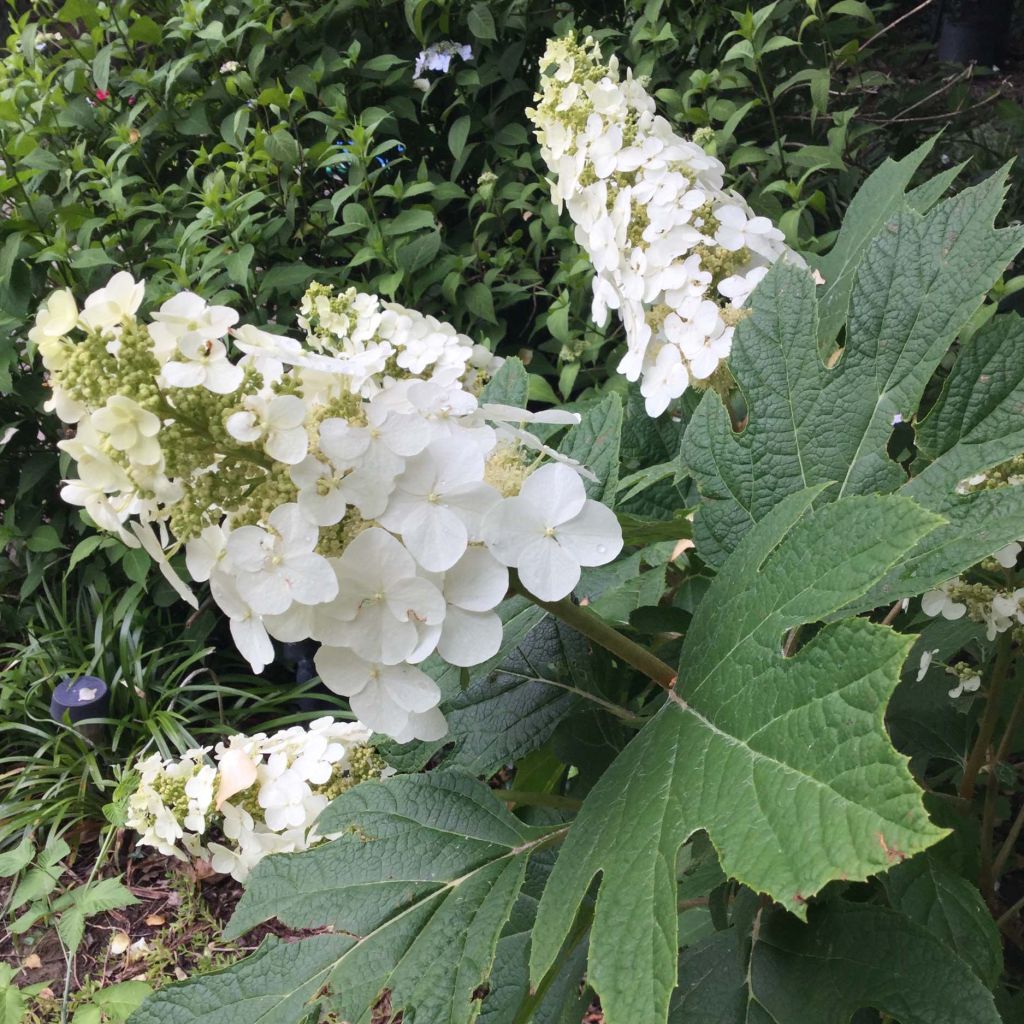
[937,0,1015,65]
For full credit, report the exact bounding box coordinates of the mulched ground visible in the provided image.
[0,832,316,1015]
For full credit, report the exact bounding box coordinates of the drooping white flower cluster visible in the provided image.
[916,648,983,699]
[528,34,802,416]
[35,274,623,741]
[126,717,387,881]
[921,541,1023,641]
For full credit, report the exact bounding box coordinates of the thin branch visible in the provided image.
[960,632,1014,800]
[997,890,1024,930]
[880,601,903,627]
[859,90,1002,125]
[858,0,936,53]
[887,65,973,123]
[980,767,1000,902]
[993,798,1024,879]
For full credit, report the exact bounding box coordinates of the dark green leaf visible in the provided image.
[558,394,622,503]
[670,904,999,1024]
[481,357,528,408]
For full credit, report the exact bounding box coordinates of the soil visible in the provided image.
[0,831,319,1017]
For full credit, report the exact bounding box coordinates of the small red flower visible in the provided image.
[127,96,136,106]
[95,88,110,101]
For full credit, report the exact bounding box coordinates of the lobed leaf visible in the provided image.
[862,312,1024,606]
[683,170,1024,592]
[882,851,1002,987]
[133,773,558,1024]
[530,487,947,1024]
[811,136,941,345]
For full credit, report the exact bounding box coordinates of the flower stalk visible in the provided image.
[511,574,677,690]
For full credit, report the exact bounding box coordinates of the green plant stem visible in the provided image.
[994,679,1024,766]
[990,681,1024,880]
[511,578,677,691]
[979,767,999,903]
[959,632,1014,801]
[993,798,1024,880]
[753,60,788,178]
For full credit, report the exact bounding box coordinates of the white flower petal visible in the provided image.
[517,463,587,526]
[443,547,508,611]
[554,499,623,568]
[230,616,274,673]
[204,359,245,395]
[480,496,545,567]
[401,503,468,572]
[160,361,206,388]
[517,535,581,602]
[437,607,502,666]
[380,662,442,714]
[315,647,372,697]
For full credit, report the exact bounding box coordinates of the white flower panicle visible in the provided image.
[527,34,802,416]
[126,718,388,880]
[37,274,624,742]
[921,545,1024,643]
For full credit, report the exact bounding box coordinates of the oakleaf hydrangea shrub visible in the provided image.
[527,34,802,415]
[39,33,1024,1024]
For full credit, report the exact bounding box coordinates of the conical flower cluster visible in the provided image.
[528,34,802,415]
[36,275,623,741]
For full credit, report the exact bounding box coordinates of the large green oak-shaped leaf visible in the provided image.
[130,773,561,1024]
[478,848,592,1024]
[682,169,1024,594]
[670,904,999,1024]
[529,487,947,1024]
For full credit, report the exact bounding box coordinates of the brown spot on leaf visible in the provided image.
[877,833,907,862]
